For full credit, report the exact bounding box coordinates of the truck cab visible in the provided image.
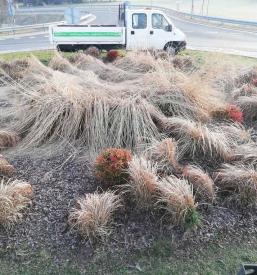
[126,8,186,53]
[50,5,186,53]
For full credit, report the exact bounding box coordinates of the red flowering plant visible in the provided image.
[252,78,257,87]
[106,50,120,62]
[226,104,244,123]
[95,148,132,186]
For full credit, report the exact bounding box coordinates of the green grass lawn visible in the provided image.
[0,236,256,274]
[0,49,257,67]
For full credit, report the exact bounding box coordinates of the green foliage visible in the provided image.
[185,207,201,230]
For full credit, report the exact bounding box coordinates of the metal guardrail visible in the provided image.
[0,22,63,33]
[0,13,93,35]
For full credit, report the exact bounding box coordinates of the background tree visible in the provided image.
[0,0,8,26]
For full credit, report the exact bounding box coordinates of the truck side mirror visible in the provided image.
[165,24,172,32]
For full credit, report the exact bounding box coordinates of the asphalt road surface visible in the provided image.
[1,5,257,58]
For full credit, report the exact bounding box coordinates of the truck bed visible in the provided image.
[50,25,126,45]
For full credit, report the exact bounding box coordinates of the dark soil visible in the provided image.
[0,148,257,272]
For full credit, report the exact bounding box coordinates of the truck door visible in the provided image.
[149,13,172,50]
[126,12,149,50]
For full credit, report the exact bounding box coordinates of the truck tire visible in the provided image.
[164,41,186,55]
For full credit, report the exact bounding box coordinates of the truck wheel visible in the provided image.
[164,41,186,55]
[164,42,177,55]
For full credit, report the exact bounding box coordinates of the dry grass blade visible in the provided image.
[0,130,19,150]
[234,143,257,164]
[215,164,257,208]
[68,192,121,239]
[164,117,232,161]
[0,179,32,227]
[69,52,139,82]
[0,155,15,177]
[113,51,157,73]
[156,176,197,226]
[0,59,29,80]
[182,165,215,202]
[236,95,257,123]
[146,138,182,174]
[219,123,252,145]
[125,156,159,207]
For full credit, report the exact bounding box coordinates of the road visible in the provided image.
[1,5,257,58]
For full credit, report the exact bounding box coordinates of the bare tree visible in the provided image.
[0,0,8,26]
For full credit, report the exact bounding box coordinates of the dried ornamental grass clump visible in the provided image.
[85,46,100,58]
[156,176,199,228]
[147,138,182,174]
[236,95,257,123]
[215,164,257,208]
[0,155,15,177]
[220,123,252,146]
[0,179,33,227]
[69,192,121,239]
[164,117,232,161]
[126,156,159,207]
[95,148,132,186]
[113,51,157,73]
[0,130,19,150]
[0,59,29,80]
[182,165,215,202]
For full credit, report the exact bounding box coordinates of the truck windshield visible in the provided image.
[152,13,169,31]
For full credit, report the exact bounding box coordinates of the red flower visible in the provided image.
[252,78,257,87]
[227,105,244,123]
[110,155,118,162]
[95,148,132,186]
[106,50,120,62]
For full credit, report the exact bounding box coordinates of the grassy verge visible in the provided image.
[0,49,256,66]
[0,237,256,274]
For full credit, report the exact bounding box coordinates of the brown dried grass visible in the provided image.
[215,164,257,208]
[182,165,215,202]
[0,179,32,227]
[125,156,159,207]
[68,191,121,239]
[156,176,197,225]
[0,130,19,150]
[0,155,15,177]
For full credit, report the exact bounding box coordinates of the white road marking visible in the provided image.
[29,36,35,39]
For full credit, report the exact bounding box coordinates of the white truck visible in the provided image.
[49,5,186,53]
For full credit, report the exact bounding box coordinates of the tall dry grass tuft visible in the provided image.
[125,156,159,207]
[236,95,257,123]
[156,176,199,227]
[0,59,29,80]
[69,192,121,239]
[0,155,15,177]
[215,164,257,208]
[220,123,252,145]
[164,117,232,161]
[182,165,215,202]
[68,52,139,82]
[0,179,33,227]
[14,72,161,153]
[0,130,19,150]
[113,51,157,73]
[234,143,257,164]
[147,138,182,174]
